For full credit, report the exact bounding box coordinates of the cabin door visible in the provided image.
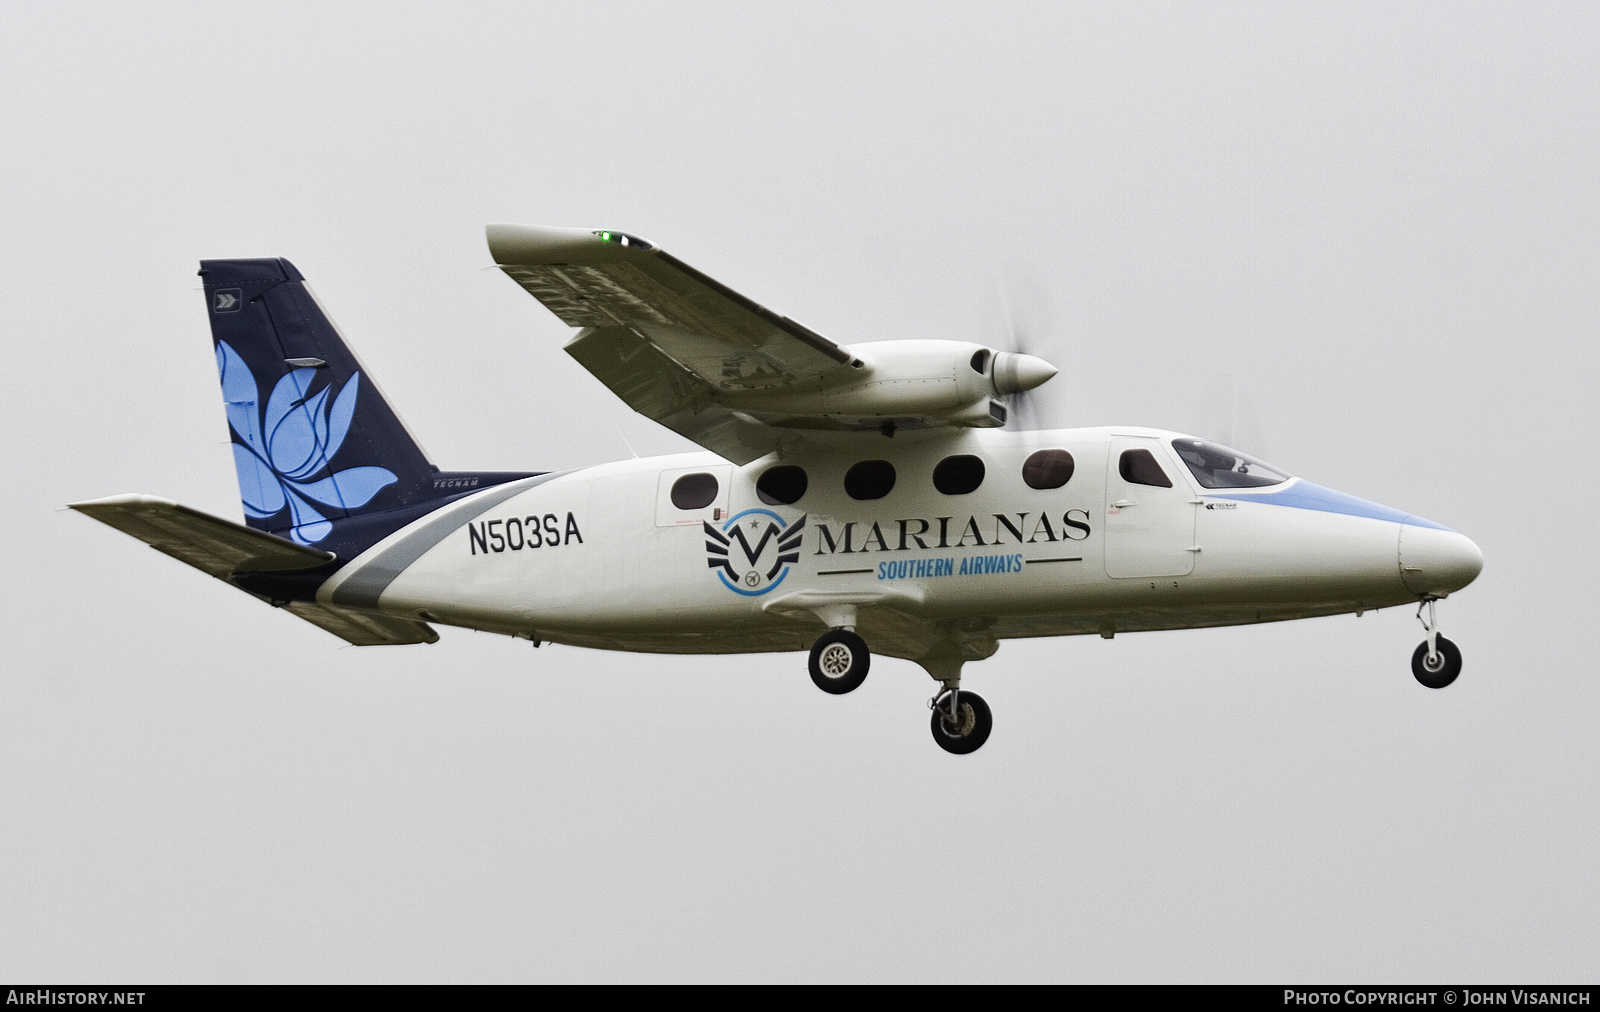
[1103,438,1195,579]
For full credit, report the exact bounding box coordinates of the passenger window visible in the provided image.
[844,460,896,500]
[933,454,985,495]
[1022,449,1074,489]
[1118,449,1172,488]
[670,472,719,509]
[756,465,808,505]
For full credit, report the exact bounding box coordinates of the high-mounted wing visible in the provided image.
[489,224,856,463]
[70,495,437,646]
[489,224,1059,457]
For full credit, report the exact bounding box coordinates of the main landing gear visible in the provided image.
[809,628,870,694]
[805,622,995,754]
[1412,597,1462,689]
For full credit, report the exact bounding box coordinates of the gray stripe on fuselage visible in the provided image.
[329,471,572,609]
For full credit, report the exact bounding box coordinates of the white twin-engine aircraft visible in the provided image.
[72,225,1483,754]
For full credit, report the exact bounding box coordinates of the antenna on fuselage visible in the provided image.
[611,421,640,459]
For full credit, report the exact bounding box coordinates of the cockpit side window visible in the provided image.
[1171,438,1292,489]
[1118,449,1172,487]
[1113,448,1177,486]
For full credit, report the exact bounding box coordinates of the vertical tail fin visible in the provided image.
[200,258,436,545]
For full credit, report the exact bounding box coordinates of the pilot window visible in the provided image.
[1118,449,1173,488]
[932,454,985,495]
[1171,438,1291,489]
[670,472,719,509]
[756,465,808,505]
[1022,449,1075,489]
[844,460,896,500]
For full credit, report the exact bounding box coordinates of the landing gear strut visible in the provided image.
[809,628,870,694]
[800,607,998,752]
[1412,597,1462,689]
[917,639,997,754]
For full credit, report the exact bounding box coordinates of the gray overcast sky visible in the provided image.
[2,1,1596,983]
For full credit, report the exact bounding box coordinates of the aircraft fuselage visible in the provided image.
[315,425,1481,665]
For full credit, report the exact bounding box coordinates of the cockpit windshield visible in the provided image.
[1171,438,1292,489]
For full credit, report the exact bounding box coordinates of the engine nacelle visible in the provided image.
[721,340,1056,431]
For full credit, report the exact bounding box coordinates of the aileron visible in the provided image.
[488,223,852,401]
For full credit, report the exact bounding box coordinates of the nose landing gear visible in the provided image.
[1412,598,1462,689]
[929,688,993,754]
[918,640,996,754]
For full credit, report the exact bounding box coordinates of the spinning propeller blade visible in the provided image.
[990,273,1064,431]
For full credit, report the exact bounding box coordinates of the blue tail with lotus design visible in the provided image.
[200,258,526,548]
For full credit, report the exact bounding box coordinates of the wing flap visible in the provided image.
[564,326,784,464]
[564,325,708,418]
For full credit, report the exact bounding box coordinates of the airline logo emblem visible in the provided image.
[705,510,805,597]
[213,289,241,313]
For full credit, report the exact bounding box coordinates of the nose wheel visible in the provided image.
[1412,598,1462,689]
[929,688,993,754]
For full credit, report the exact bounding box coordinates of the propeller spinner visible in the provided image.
[992,352,1057,395]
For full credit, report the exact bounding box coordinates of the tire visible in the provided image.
[1411,636,1462,689]
[930,689,993,754]
[809,629,870,694]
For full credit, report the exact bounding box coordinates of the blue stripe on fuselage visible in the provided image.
[1205,480,1454,531]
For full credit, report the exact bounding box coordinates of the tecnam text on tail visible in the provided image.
[72,224,1483,754]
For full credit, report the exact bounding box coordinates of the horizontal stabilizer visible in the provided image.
[69,494,334,578]
[69,495,437,647]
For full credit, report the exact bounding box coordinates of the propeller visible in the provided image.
[990,273,1063,431]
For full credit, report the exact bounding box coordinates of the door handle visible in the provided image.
[1112,500,1137,508]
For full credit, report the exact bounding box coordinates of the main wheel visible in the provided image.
[809,629,870,694]
[930,689,992,754]
[1411,636,1462,689]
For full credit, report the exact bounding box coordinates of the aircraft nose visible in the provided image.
[991,352,1057,394]
[1398,521,1483,596]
